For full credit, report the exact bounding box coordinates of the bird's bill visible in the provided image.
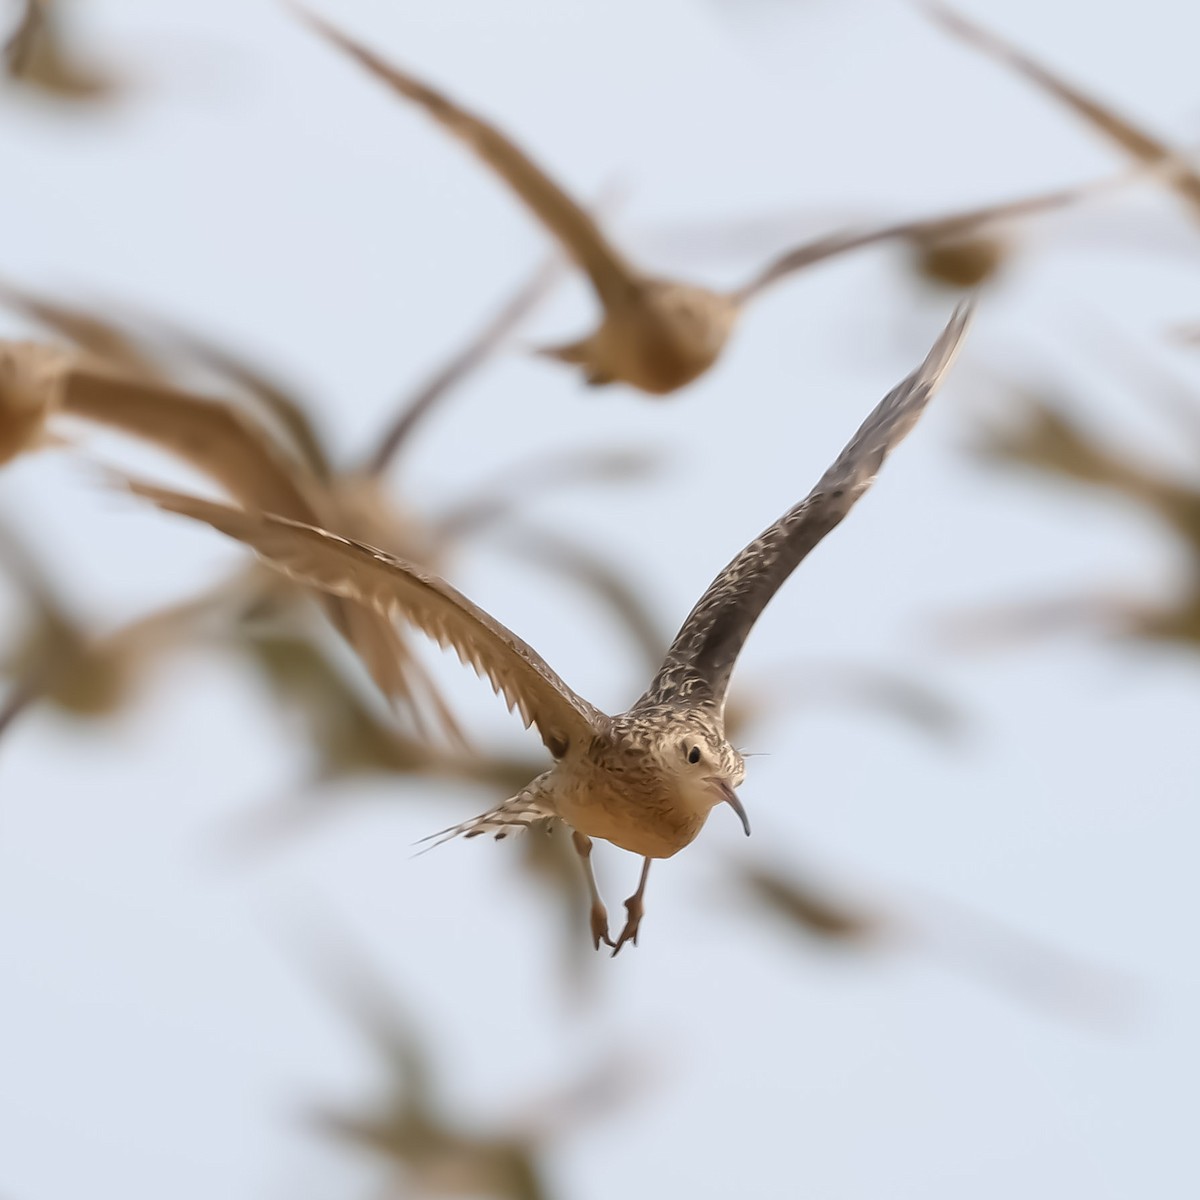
[710,778,751,836]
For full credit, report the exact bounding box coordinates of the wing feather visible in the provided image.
[737,174,1128,302]
[637,302,973,711]
[126,484,608,754]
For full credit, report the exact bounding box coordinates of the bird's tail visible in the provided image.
[415,776,557,853]
[530,336,591,365]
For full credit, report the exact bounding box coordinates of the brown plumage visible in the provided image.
[295,11,988,395]
[127,303,972,953]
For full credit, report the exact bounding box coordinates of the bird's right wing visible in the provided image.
[295,7,641,310]
[126,483,609,756]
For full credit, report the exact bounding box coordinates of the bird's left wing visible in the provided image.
[126,484,608,756]
[636,302,973,712]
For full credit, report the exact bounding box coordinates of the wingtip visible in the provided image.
[922,297,976,383]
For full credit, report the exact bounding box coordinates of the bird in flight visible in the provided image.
[127,303,972,954]
[294,10,983,397]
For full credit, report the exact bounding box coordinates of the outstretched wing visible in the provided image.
[127,483,609,756]
[59,364,325,520]
[637,302,973,711]
[296,7,640,311]
[736,171,1131,303]
[921,3,1200,213]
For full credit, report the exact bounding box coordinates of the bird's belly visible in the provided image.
[557,790,707,859]
[598,312,721,396]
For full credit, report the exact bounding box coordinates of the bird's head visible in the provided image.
[655,715,749,836]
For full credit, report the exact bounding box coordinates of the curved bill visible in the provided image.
[711,778,751,836]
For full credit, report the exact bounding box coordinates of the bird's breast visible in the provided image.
[553,766,710,858]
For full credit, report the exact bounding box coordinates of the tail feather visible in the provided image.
[531,337,591,365]
[416,786,557,853]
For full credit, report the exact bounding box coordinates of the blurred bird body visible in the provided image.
[301,9,977,397]
[0,339,73,464]
[537,279,740,393]
[132,304,971,952]
[3,0,121,101]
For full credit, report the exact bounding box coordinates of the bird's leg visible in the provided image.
[571,830,614,950]
[611,857,652,957]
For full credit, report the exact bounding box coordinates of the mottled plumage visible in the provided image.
[128,304,972,952]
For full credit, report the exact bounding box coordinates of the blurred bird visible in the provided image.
[218,630,545,856]
[654,172,1141,293]
[0,263,660,741]
[296,10,982,395]
[731,855,1136,1024]
[921,3,1200,220]
[0,514,235,738]
[3,0,123,101]
[301,928,642,1200]
[127,303,972,954]
[0,339,74,465]
[949,357,1200,652]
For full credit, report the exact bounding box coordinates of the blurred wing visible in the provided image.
[737,173,1129,301]
[365,251,565,474]
[126,483,608,755]
[922,3,1200,212]
[638,302,972,711]
[3,1,41,74]
[0,283,160,377]
[58,364,435,714]
[296,8,641,309]
[153,323,333,481]
[59,364,325,519]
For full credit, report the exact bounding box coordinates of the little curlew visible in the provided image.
[127,303,972,954]
[293,9,985,396]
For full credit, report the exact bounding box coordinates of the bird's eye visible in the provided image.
[687,746,702,765]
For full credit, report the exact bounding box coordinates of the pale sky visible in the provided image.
[1,2,1199,1198]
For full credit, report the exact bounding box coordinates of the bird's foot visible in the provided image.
[610,895,644,958]
[590,902,615,951]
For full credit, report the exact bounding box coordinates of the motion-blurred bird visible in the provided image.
[0,514,233,738]
[219,630,545,856]
[303,930,641,1200]
[296,9,980,395]
[731,854,1135,1023]
[128,303,972,954]
[950,357,1200,651]
[0,339,74,465]
[0,265,658,740]
[921,3,1200,219]
[647,171,1141,294]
